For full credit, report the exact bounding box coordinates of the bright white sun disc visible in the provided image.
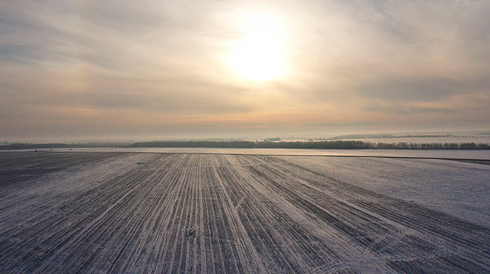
[228,13,288,81]
[229,34,286,81]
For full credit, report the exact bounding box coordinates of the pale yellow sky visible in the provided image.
[1,0,489,142]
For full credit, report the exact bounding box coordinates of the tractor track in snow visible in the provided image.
[0,152,489,273]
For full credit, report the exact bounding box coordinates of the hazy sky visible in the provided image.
[1,0,489,142]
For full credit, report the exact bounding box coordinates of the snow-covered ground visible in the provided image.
[0,151,489,273]
[282,156,490,227]
[5,147,490,160]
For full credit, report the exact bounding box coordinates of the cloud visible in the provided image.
[364,106,457,116]
[357,77,462,102]
[1,0,489,141]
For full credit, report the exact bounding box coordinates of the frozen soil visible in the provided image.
[0,151,489,273]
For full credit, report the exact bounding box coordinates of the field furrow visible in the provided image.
[0,152,489,273]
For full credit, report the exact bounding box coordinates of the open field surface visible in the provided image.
[4,147,490,160]
[1,151,489,273]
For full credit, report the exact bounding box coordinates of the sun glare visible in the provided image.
[228,13,288,81]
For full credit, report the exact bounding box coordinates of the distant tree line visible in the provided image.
[0,143,70,150]
[365,142,489,150]
[0,142,124,150]
[1,140,489,150]
[129,141,490,150]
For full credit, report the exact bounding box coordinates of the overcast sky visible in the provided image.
[1,0,489,142]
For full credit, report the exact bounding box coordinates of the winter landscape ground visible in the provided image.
[0,151,489,273]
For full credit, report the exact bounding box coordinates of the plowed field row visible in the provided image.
[0,152,488,273]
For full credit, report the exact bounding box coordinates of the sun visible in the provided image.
[228,13,288,81]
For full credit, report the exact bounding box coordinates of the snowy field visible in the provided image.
[0,151,489,273]
[5,147,490,160]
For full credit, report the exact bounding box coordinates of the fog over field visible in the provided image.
[1,151,489,273]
